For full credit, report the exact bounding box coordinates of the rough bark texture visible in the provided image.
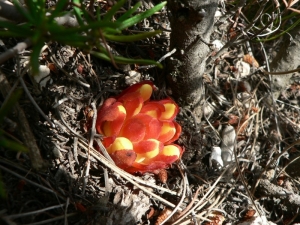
[166,0,218,120]
[270,26,300,99]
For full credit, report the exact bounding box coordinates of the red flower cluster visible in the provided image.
[96,81,183,173]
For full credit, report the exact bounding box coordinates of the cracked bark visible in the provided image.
[166,0,218,121]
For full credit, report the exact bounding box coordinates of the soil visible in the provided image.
[1,1,300,225]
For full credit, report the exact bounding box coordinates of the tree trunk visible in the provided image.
[166,0,218,121]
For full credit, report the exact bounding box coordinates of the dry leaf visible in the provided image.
[229,27,237,40]
[228,114,239,125]
[204,211,225,225]
[77,64,84,74]
[158,169,168,184]
[48,63,58,73]
[75,202,87,213]
[243,54,259,68]
[155,208,172,225]
[244,209,256,220]
[237,113,249,134]
[147,207,155,219]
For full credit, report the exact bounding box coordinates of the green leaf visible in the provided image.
[101,27,122,35]
[103,0,126,22]
[13,0,35,23]
[257,17,300,42]
[72,0,84,26]
[47,0,69,22]
[0,136,28,152]
[26,0,44,21]
[117,1,141,22]
[91,51,162,68]
[0,89,23,125]
[0,31,27,38]
[30,42,44,76]
[0,21,31,36]
[119,1,167,30]
[104,30,161,42]
[48,21,121,35]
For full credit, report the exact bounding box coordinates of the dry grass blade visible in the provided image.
[159,164,187,225]
[173,166,232,224]
[252,139,300,195]
[78,140,179,208]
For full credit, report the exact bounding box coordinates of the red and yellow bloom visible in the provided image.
[96,81,183,173]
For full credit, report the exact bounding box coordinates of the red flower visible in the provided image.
[96,81,183,173]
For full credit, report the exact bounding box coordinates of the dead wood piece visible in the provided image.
[257,178,300,210]
[108,188,150,225]
[0,0,26,22]
[0,70,46,171]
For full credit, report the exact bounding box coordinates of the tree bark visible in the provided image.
[166,0,218,121]
[269,26,300,100]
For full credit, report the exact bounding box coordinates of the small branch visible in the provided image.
[0,0,27,22]
[0,39,32,65]
[258,179,300,209]
[0,70,46,171]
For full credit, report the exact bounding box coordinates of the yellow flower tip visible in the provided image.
[145,109,158,118]
[118,105,126,114]
[107,137,133,154]
[135,148,159,163]
[134,139,161,164]
[135,155,146,163]
[162,145,181,157]
[132,102,143,116]
[139,84,153,101]
[160,101,178,121]
[157,122,176,143]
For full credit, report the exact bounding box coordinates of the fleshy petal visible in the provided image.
[107,137,136,170]
[133,139,163,154]
[116,81,154,102]
[120,114,162,142]
[140,102,165,118]
[157,121,176,143]
[124,144,183,173]
[102,104,126,137]
[136,114,161,140]
[139,82,153,101]
[96,98,126,136]
[152,144,182,164]
[165,121,182,144]
[110,150,136,169]
[119,117,146,142]
[118,93,143,118]
[102,136,115,148]
[162,144,181,157]
[126,161,168,174]
[107,137,133,154]
[159,99,179,121]
[133,139,163,164]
